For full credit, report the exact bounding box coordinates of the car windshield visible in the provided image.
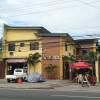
[15,69,22,72]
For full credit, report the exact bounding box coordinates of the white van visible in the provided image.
[6,68,27,83]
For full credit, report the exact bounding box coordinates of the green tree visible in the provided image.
[79,51,97,76]
[27,52,41,72]
[63,55,76,64]
[80,51,96,64]
[62,55,76,80]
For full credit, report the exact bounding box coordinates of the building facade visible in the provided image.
[76,39,97,56]
[2,25,49,76]
[75,39,99,82]
[2,25,76,79]
[40,33,76,79]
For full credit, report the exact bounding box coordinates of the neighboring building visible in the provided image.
[39,33,76,79]
[0,38,5,79]
[75,39,97,57]
[2,24,76,79]
[75,39,100,82]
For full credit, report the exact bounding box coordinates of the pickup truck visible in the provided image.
[6,69,27,83]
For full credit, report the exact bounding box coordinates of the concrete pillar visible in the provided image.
[95,61,99,83]
[60,38,63,79]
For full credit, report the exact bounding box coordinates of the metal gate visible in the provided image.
[0,61,5,79]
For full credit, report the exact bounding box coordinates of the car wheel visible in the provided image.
[7,79,10,83]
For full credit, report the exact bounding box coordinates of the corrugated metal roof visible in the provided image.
[4,24,51,33]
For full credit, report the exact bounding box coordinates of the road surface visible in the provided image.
[0,89,100,100]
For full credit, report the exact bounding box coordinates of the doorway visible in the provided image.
[7,62,27,75]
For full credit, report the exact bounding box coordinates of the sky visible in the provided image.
[0,0,100,39]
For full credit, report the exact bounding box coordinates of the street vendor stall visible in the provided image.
[69,61,96,85]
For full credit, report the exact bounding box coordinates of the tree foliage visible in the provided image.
[27,52,41,67]
[62,55,76,64]
[80,51,97,63]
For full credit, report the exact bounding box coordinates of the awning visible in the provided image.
[6,59,27,63]
[69,61,93,69]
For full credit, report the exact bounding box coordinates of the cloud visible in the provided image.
[6,0,19,5]
[0,19,8,24]
[0,0,100,38]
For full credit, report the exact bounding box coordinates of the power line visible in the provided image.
[0,0,71,12]
[1,1,83,18]
[7,4,82,17]
[9,1,100,14]
[76,0,100,10]
[1,0,99,13]
[0,0,100,17]
[72,34,100,37]
[0,0,67,11]
[69,25,100,30]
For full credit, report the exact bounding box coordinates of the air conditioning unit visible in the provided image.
[9,52,13,56]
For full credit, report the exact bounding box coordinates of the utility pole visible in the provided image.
[95,42,100,83]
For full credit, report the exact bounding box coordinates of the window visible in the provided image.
[8,43,15,51]
[20,43,24,47]
[9,52,13,56]
[82,49,88,54]
[30,42,39,50]
[15,69,22,72]
[65,44,67,51]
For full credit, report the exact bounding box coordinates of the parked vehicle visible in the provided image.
[26,72,46,83]
[6,68,27,83]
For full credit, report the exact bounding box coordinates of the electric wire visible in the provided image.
[6,1,82,17]
[3,0,100,18]
[0,0,72,12]
[0,1,100,40]
[76,0,100,10]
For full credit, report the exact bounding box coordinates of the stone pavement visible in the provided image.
[54,83,100,92]
[0,79,100,92]
[0,79,72,89]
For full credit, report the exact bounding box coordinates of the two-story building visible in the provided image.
[75,39,99,82]
[76,39,97,56]
[39,33,76,79]
[2,24,76,79]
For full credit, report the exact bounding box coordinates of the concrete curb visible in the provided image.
[0,83,54,89]
[0,87,54,89]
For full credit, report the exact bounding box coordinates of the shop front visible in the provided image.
[6,59,27,75]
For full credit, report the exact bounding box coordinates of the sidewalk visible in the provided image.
[0,79,100,92]
[54,83,100,92]
[0,79,72,89]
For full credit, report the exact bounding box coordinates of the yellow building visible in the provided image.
[2,24,51,76]
[2,24,76,79]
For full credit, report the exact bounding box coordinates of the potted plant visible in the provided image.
[45,64,57,79]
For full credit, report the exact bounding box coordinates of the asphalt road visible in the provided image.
[0,89,100,100]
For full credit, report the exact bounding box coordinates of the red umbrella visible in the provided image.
[69,61,92,69]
